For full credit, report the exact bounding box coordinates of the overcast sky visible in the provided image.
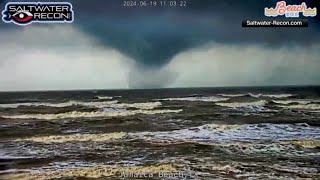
[0,0,319,91]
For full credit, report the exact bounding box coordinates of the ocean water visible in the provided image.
[0,86,320,179]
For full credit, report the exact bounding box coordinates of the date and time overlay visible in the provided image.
[123,0,187,7]
[122,0,310,28]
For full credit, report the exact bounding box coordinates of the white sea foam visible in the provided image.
[248,93,295,98]
[14,132,127,143]
[218,93,296,99]
[310,110,320,113]
[0,154,30,160]
[131,123,320,143]
[272,99,320,105]
[96,96,113,100]
[102,107,127,113]
[215,100,271,112]
[158,96,229,102]
[110,102,162,110]
[0,101,161,110]
[248,93,262,98]
[218,94,247,97]
[276,104,320,110]
[216,100,266,108]
[271,164,318,175]
[1,109,182,120]
[262,94,296,98]
[0,101,118,108]
[290,140,320,148]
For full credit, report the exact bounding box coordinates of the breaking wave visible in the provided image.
[290,140,320,148]
[0,150,30,160]
[217,93,296,99]
[131,123,320,143]
[272,99,320,105]
[96,96,113,100]
[158,96,229,102]
[248,93,296,98]
[0,101,161,110]
[1,109,183,120]
[218,94,248,98]
[216,100,267,108]
[110,102,162,110]
[276,104,320,110]
[14,132,127,143]
[215,100,272,112]
[0,101,118,108]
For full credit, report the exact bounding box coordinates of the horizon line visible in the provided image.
[0,84,319,93]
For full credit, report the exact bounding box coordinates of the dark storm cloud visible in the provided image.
[1,0,319,67]
[0,0,319,90]
[69,0,320,66]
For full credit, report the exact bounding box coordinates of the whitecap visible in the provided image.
[102,107,127,113]
[0,149,31,160]
[0,155,31,160]
[0,101,161,110]
[0,100,118,108]
[271,164,318,175]
[276,103,320,110]
[1,109,183,120]
[216,100,267,108]
[158,96,229,102]
[272,99,320,105]
[110,102,162,110]
[96,96,113,100]
[261,94,296,98]
[14,132,127,143]
[215,100,271,112]
[131,123,320,143]
[218,94,247,97]
[248,93,263,98]
[248,93,295,98]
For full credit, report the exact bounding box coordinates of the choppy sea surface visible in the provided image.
[0,86,320,179]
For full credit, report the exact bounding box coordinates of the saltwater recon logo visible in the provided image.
[265,1,317,18]
[2,2,74,25]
